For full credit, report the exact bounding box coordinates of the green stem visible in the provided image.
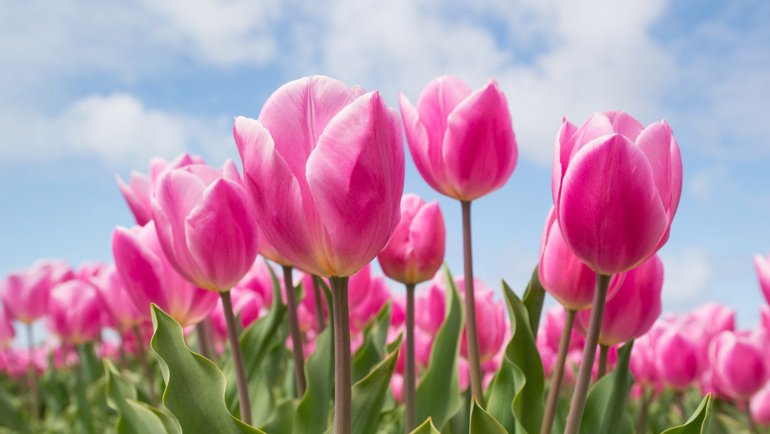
[313,275,327,331]
[746,400,760,434]
[221,290,252,425]
[195,320,213,360]
[283,265,307,397]
[597,345,609,378]
[404,283,417,432]
[564,273,611,434]
[636,386,650,434]
[330,276,352,434]
[26,323,38,422]
[76,344,95,434]
[461,200,484,406]
[132,326,157,404]
[540,308,576,434]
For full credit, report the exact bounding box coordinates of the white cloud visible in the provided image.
[660,248,711,308]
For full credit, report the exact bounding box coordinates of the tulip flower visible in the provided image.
[235,75,404,433]
[112,222,218,327]
[654,328,701,389]
[709,331,767,401]
[400,75,517,405]
[210,286,267,339]
[89,264,144,335]
[47,279,102,345]
[2,259,74,324]
[751,383,770,426]
[755,253,770,304]
[0,308,14,349]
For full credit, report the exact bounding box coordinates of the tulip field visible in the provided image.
[2,75,769,434]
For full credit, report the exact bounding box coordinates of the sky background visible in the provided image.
[1,0,769,342]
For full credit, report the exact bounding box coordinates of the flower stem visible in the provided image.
[26,323,38,422]
[597,344,609,378]
[540,308,576,434]
[461,200,484,406]
[636,386,650,434]
[404,283,417,432]
[195,320,213,360]
[132,325,157,404]
[282,265,307,397]
[746,400,760,434]
[330,276,352,434]
[313,275,326,331]
[564,273,611,434]
[221,290,252,425]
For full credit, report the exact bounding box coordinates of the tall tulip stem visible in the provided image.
[282,265,307,397]
[195,321,213,360]
[221,290,252,425]
[330,276,352,434]
[404,283,417,432]
[597,345,609,378]
[541,308,576,434]
[636,386,650,434]
[564,273,611,434]
[26,324,38,422]
[312,275,326,331]
[132,326,157,404]
[461,200,484,406]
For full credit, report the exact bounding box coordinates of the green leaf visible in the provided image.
[294,327,334,434]
[661,395,713,434]
[415,266,464,430]
[579,340,635,434]
[352,337,401,434]
[150,304,264,434]
[260,399,297,434]
[410,418,442,434]
[104,359,181,434]
[485,357,517,432]
[352,302,392,383]
[470,399,509,434]
[522,266,545,335]
[0,387,29,433]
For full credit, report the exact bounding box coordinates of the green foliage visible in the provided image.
[579,341,635,434]
[351,339,401,434]
[470,399,509,434]
[661,395,713,434]
[521,267,546,334]
[410,418,442,434]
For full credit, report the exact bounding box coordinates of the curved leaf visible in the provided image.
[415,266,464,430]
[661,395,713,434]
[0,387,29,433]
[150,304,264,434]
[295,327,334,434]
[579,341,635,434]
[352,336,401,434]
[522,267,545,334]
[352,302,392,383]
[410,418,442,434]
[470,399,509,434]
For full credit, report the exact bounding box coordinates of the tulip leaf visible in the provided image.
[485,357,519,433]
[150,304,264,433]
[661,394,713,434]
[0,387,29,433]
[579,340,635,434]
[470,399,509,434]
[260,399,297,434]
[522,266,545,334]
[352,335,401,434]
[352,302,392,382]
[415,266,464,430]
[294,327,334,434]
[410,418,442,434]
[104,359,181,434]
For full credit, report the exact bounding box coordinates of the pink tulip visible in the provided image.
[0,308,14,348]
[630,332,659,387]
[458,279,507,364]
[654,328,701,389]
[298,272,328,332]
[1,259,74,324]
[710,330,767,400]
[755,253,770,304]
[88,264,144,334]
[414,274,447,334]
[378,194,446,285]
[577,255,663,346]
[347,264,391,333]
[47,279,102,345]
[112,222,219,327]
[552,111,682,275]
[152,161,259,292]
[211,287,267,338]
[538,208,624,310]
[541,307,584,353]
[234,76,404,278]
[399,76,517,201]
[751,383,770,425]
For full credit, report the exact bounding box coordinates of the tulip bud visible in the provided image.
[654,328,701,389]
[755,253,770,304]
[709,330,767,400]
[47,279,102,345]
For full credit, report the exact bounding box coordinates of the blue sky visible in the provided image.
[1,0,769,339]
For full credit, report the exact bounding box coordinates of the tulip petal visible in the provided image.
[185,179,259,291]
[558,134,667,274]
[552,119,577,209]
[307,92,405,276]
[443,81,517,200]
[604,110,644,141]
[111,226,167,319]
[400,94,453,196]
[636,121,679,215]
[416,76,472,154]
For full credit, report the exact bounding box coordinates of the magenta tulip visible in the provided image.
[577,255,663,346]
[347,264,391,333]
[211,287,267,338]
[88,264,144,334]
[654,328,701,389]
[710,331,766,400]
[751,383,770,425]
[630,332,659,387]
[457,278,506,364]
[755,253,770,304]
[378,194,445,285]
[152,160,259,292]
[541,307,584,353]
[112,222,218,327]
[1,260,74,324]
[47,279,102,345]
[399,76,517,201]
[234,75,404,278]
[0,308,14,348]
[553,111,682,275]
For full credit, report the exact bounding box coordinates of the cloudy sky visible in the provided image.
[1,0,768,333]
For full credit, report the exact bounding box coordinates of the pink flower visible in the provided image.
[88,264,144,334]
[538,208,624,310]
[112,222,219,327]
[234,75,404,278]
[211,286,267,338]
[552,111,682,275]
[0,308,14,349]
[378,194,446,285]
[755,253,770,304]
[577,255,663,346]
[347,264,391,333]
[654,327,702,389]
[631,332,659,387]
[47,279,103,345]
[751,383,770,426]
[709,331,767,400]
[399,76,517,201]
[540,307,584,353]
[152,161,259,292]
[1,259,74,324]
